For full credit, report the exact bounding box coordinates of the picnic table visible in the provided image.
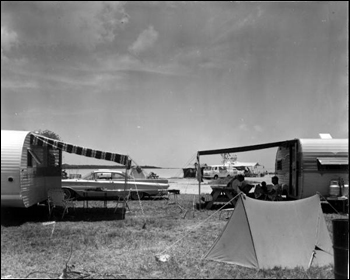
[205,184,238,210]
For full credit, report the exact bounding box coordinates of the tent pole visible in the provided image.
[308,250,316,268]
[197,153,201,211]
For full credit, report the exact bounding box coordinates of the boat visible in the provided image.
[61,169,169,200]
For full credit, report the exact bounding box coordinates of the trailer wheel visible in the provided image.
[63,188,75,200]
[130,192,144,200]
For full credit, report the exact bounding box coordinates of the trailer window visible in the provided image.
[317,157,348,171]
[27,150,33,167]
[277,160,283,170]
[27,149,42,165]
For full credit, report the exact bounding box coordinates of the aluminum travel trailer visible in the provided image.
[2,130,132,208]
[275,138,348,199]
[1,130,62,208]
[198,138,348,200]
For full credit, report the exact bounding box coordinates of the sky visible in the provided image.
[1,1,348,170]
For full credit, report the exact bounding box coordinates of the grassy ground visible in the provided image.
[1,194,347,279]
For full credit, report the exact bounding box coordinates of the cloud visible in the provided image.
[1,1,129,51]
[129,26,159,55]
[239,124,248,131]
[1,26,18,60]
[1,26,18,51]
[212,5,265,45]
[253,125,263,132]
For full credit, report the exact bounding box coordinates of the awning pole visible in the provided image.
[124,160,128,209]
[197,153,201,211]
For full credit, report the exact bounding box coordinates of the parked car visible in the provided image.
[234,166,246,176]
[203,165,238,179]
[62,170,169,200]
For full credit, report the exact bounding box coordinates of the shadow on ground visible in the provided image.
[1,204,126,226]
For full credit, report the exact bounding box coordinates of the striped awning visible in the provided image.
[31,133,131,167]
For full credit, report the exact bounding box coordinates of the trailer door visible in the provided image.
[289,143,298,197]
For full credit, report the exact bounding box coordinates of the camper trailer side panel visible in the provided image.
[19,134,47,207]
[275,144,301,198]
[1,130,62,208]
[1,130,29,207]
[21,137,62,208]
[299,139,348,199]
[275,146,290,187]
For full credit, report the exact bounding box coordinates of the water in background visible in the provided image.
[65,168,184,179]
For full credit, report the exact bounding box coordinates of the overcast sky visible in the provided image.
[1,1,348,169]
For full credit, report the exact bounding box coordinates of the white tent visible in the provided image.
[203,194,333,269]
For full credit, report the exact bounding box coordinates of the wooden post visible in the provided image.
[197,153,201,210]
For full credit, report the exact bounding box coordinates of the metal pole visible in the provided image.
[197,153,201,210]
[124,159,129,209]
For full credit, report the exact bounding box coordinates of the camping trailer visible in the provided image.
[1,130,62,208]
[275,138,348,200]
[2,130,132,208]
[198,138,348,200]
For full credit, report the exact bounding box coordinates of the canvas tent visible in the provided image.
[203,194,333,269]
[183,164,206,178]
[129,166,147,179]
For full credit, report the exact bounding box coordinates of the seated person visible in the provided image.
[267,176,283,201]
[254,181,268,200]
[230,174,254,197]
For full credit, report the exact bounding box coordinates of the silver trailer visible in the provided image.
[275,138,348,199]
[198,138,348,200]
[1,130,62,208]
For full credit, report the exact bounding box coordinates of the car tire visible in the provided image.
[130,192,144,200]
[63,188,75,200]
[214,175,219,180]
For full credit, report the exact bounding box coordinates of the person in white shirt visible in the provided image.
[229,174,254,196]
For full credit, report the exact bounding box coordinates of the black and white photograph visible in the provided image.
[1,1,348,279]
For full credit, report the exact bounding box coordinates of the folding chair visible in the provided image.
[48,189,76,219]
